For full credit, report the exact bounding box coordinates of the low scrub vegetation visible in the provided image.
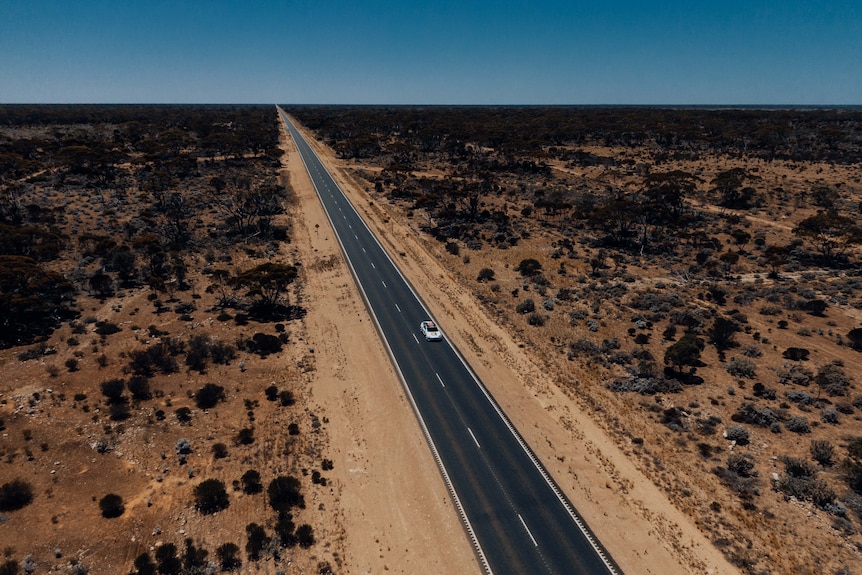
[286,104,862,573]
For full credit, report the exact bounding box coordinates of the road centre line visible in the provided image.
[436,373,445,387]
[468,427,480,448]
[518,514,538,547]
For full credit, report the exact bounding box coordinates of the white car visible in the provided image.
[420,320,443,341]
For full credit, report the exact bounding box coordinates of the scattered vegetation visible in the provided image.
[286,104,862,574]
[0,104,323,574]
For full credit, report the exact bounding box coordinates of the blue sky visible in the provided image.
[1,0,859,104]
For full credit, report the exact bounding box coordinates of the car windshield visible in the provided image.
[426,324,438,332]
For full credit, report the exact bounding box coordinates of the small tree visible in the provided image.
[783,347,810,361]
[279,390,296,406]
[663,333,704,374]
[296,523,315,548]
[234,263,298,308]
[100,378,126,404]
[764,244,788,275]
[99,493,125,518]
[127,375,152,400]
[185,335,212,373]
[709,317,740,351]
[89,272,114,298]
[210,341,236,364]
[241,470,262,494]
[216,543,241,571]
[804,299,828,316]
[193,479,229,514]
[0,479,34,511]
[194,383,225,409]
[275,512,296,546]
[794,211,862,262]
[265,384,279,401]
[268,476,304,513]
[212,443,229,459]
[515,299,535,314]
[155,543,181,575]
[132,552,157,575]
[245,523,270,561]
[176,406,192,425]
[476,268,495,282]
[515,258,542,277]
[236,427,254,445]
[182,538,208,571]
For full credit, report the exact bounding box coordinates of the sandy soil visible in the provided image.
[280,117,740,575]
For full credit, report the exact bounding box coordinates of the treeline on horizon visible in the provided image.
[282,104,862,164]
[3,103,860,165]
[0,105,283,182]
[0,104,276,126]
[0,104,287,348]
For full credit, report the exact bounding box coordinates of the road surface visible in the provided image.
[278,107,621,575]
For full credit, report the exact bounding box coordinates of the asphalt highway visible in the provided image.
[278,107,621,575]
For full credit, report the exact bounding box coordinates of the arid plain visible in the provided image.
[1,105,861,574]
